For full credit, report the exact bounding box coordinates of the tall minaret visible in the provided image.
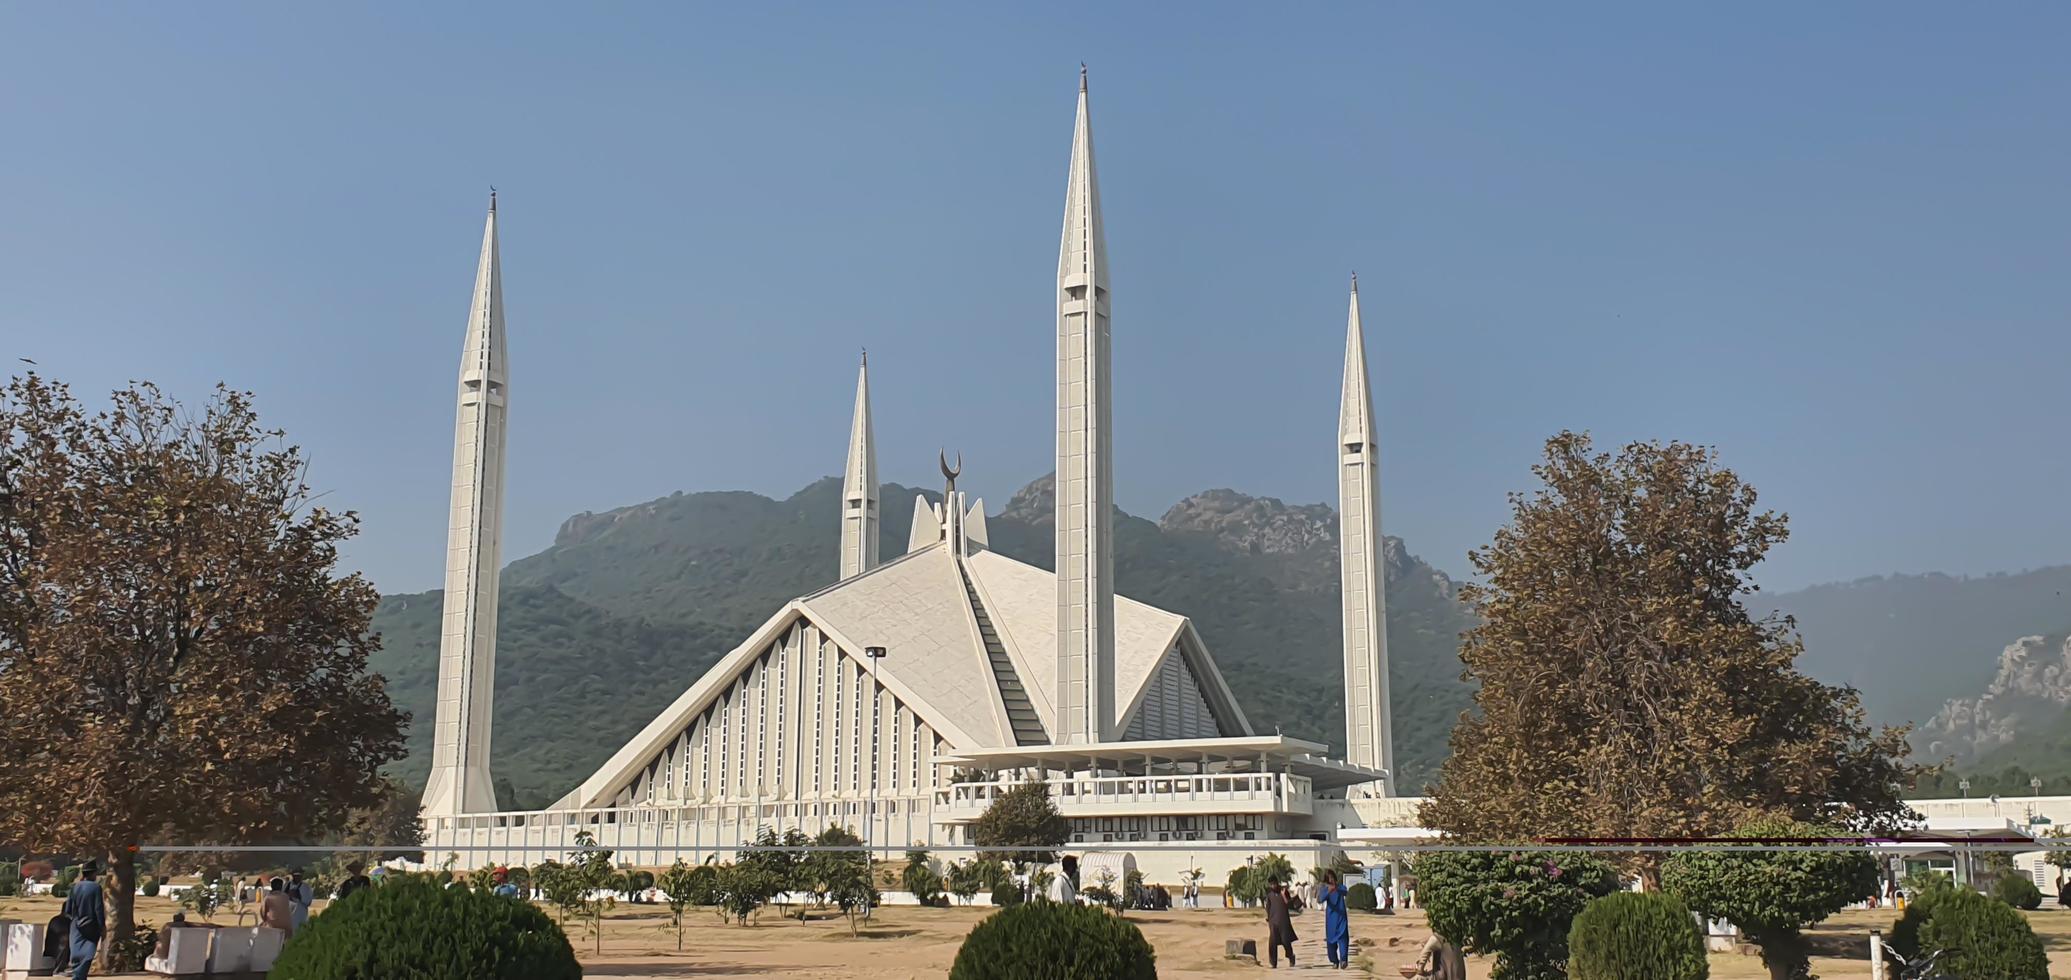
[1055,66,1117,744]
[1337,274,1394,789]
[422,194,509,816]
[838,352,879,580]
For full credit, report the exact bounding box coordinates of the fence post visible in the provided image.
[1868,929,1885,980]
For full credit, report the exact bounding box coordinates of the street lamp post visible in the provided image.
[863,645,887,918]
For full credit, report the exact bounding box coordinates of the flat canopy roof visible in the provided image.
[938,735,1389,792]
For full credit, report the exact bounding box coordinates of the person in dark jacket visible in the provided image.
[335,862,373,903]
[62,862,105,980]
[1263,878,1298,969]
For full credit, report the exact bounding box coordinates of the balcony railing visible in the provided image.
[935,772,1314,821]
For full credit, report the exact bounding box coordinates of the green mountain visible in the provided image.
[369,475,1478,807]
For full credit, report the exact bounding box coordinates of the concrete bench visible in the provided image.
[205,926,256,974]
[249,926,286,972]
[3,921,55,980]
[144,926,211,975]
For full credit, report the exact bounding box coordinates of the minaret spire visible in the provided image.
[1337,273,1393,791]
[1055,66,1116,744]
[839,351,879,580]
[423,196,510,816]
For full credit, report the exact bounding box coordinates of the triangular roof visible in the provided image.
[562,539,1253,808]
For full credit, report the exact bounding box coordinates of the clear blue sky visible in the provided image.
[4,4,2066,595]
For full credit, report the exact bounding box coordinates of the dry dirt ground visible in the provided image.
[5,896,2070,977]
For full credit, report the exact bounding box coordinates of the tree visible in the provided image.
[902,850,942,906]
[1415,849,1622,980]
[825,856,880,935]
[1661,817,1881,980]
[1422,433,1917,873]
[657,860,699,951]
[944,859,986,906]
[970,780,1070,867]
[0,376,407,955]
[799,825,864,915]
[563,832,618,954]
[333,778,426,865]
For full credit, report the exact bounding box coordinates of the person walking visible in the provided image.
[287,871,313,932]
[61,862,104,980]
[1263,878,1298,969]
[257,878,295,935]
[1319,870,1350,969]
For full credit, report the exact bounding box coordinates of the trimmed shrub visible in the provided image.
[1346,881,1377,912]
[948,900,1156,979]
[1909,886,2049,980]
[1567,892,1708,980]
[140,877,161,897]
[990,877,1024,909]
[1416,849,1622,980]
[1993,873,2043,910]
[269,875,580,980]
[1889,877,1958,959]
[1661,818,1880,980]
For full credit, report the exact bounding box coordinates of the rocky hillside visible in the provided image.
[371,475,1478,807]
[1916,632,2071,761]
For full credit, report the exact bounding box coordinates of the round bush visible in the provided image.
[1910,886,2049,980]
[1346,881,1377,911]
[990,877,1024,909]
[1567,892,1708,980]
[1993,873,2043,910]
[140,877,161,897]
[1416,849,1622,980]
[949,900,1156,980]
[269,876,580,980]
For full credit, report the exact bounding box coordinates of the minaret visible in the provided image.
[1055,66,1117,744]
[422,194,509,816]
[1337,274,1394,789]
[839,352,879,580]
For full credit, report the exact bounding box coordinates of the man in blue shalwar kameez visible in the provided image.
[1320,870,1351,969]
[62,861,105,980]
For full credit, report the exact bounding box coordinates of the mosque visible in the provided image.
[417,71,1405,881]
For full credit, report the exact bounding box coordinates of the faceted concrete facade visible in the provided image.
[422,197,509,816]
[1054,69,1119,745]
[1337,276,1394,786]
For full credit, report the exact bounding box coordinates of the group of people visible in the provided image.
[245,870,316,935]
[1260,870,1463,977]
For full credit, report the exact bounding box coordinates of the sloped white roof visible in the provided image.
[962,549,1190,724]
[565,540,1250,808]
[798,546,1006,748]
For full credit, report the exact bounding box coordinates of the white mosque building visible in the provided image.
[418,71,1400,882]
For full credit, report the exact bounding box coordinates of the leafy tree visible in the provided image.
[1224,865,1264,908]
[1661,818,1880,980]
[656,859,699,951]
[531,861,575,923]
[970,781,1070,867]
[0,376,407,957]
[799,825,864,916]
[902,850,943,905]
[1422,433,1916,876]
[716,861,776,925]
[564,832,619,953]
[825,857,880,935]
[944,859,986,906]
[1415,849,1622,980]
